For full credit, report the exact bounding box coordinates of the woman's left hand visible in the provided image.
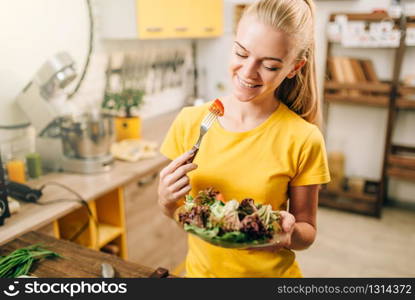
[246,211,296,252]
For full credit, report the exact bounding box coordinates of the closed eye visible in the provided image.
[264,66,280,71]
[235,52,248,58]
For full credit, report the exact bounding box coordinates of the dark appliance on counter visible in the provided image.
[0,156,11,225]
[6,181,42,203]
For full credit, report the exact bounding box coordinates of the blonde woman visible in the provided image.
[158,0,330,278]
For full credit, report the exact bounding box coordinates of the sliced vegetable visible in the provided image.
[209,99,225,116]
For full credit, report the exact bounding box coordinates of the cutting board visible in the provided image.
[0,231,174,278]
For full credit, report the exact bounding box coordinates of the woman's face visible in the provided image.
[230,15,302,103]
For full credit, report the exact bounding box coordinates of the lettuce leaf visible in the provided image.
[184,195,195,211]
[184,224,219,239]
[217,231,247,243]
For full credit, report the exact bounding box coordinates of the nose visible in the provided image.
[239,58,260,80]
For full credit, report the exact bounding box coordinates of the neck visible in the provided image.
[217,95,280,132]
[224,95,280,122]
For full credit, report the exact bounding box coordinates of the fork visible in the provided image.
[186,99,224,164]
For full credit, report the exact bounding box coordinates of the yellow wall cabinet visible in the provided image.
[137,0,223,39]
[99,0,223,39]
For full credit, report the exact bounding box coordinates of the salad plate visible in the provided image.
[174,188,282,249]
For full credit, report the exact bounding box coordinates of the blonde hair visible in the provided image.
[242,0,320,126]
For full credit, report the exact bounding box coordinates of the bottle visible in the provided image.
[26,152,42,179]
[6,158,26,183]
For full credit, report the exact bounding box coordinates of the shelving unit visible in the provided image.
[52,187,128,259]
[321,12,415,217]
[324,81,391,107]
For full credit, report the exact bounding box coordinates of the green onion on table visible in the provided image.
[0,244,61,278]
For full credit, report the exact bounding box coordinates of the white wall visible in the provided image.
[196,0,415,204]
[0,0,89,132]
[0,0,191,146]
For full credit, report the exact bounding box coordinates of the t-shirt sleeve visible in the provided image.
[290,127,331,186]
[159,109,187,160]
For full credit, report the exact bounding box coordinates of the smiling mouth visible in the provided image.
[237,76,262,88]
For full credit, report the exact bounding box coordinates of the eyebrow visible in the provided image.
[234,41,284,63]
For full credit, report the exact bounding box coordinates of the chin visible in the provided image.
[232,90,258,102]
[231,76,262,102]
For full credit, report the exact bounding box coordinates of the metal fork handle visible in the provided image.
[185,145,199,164]
[185,126,207,164]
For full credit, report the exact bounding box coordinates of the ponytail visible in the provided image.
[276,43,321,127]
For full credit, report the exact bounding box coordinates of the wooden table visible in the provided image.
[0,231,174,278]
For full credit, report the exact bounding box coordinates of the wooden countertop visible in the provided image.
[0,110,179,246]
[0,231,173,278]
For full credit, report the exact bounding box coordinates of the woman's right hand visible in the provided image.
[158,150,198,218]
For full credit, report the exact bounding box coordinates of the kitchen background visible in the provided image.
[0,0,414,277]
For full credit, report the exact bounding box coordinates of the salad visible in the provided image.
[176,188,281,248]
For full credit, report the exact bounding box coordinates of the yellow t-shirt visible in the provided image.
[160,101,330,278]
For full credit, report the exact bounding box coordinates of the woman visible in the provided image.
[158,0,330,278]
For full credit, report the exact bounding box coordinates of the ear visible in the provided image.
[287,59,306,79]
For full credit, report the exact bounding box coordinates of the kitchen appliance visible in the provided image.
[15,52,114,173]
[6,181,42,203]
[58,112,115,173]
[0,157,11,225]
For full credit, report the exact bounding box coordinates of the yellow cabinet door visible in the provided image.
[137,0,170,39]
[137,0,192,39]
[137,0,223,39]
[168,0,195,38]
[191,0,223,38]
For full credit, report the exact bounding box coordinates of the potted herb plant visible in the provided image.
[102,88,145,141]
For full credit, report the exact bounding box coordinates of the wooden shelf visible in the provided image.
[388,154,415,169]
[399,85,415,95]
[391,144,415,155]
[329,12,390,22]
[397,86,415,109]
[329,13,415,22]
[319,191,378,216]
[325,81,391,92]
[396,99,415,109]
[324,93,389,107]
[387,167,415,182]
[97,223,124,248]
[388,150,415,182]
[320,189,377,203]
[324,83,415,109]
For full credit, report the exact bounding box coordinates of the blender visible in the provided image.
[15,52,114,173]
